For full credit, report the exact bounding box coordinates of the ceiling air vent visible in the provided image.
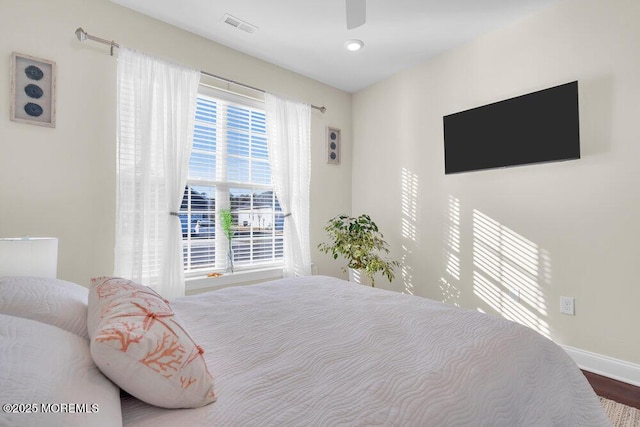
[223,14,258,34]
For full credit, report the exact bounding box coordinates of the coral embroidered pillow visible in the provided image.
[88,277,216,409]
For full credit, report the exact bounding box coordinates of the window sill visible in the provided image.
[185,266,283,294]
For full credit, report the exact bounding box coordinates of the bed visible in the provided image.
[0,275,610,426]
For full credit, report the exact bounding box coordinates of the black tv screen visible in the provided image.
[443,81,580,174]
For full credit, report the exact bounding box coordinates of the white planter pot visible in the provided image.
[348,268,373,286]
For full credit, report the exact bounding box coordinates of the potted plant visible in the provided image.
[318,214,399,287]
[219,208,234,273]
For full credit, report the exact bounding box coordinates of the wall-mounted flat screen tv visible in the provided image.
[443,81,580,174]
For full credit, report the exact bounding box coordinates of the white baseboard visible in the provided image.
[563,345,640,388]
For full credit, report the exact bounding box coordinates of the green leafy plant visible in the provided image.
[219,208,234,273]
[318,214,399,287]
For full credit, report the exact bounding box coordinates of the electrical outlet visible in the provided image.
[560,296,575,315]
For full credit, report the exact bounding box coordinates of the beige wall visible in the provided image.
[0,0,352,285]
[353,0,640,365]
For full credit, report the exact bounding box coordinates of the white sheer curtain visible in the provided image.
[115,48,200,298]
[265,93,312,277]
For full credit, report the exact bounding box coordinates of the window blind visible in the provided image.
[180,88,283,274]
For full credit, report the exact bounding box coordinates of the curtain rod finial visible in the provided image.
[75,27,87,42]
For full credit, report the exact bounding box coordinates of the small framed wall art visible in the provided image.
[10,52,56,128]
[327,126,341,164]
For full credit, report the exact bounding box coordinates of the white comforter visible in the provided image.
[121,275,610,426]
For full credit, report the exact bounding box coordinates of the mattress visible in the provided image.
[121,275,610,426]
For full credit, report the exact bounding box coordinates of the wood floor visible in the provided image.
[583,370,640,410]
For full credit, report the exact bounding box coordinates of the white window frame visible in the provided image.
[183,86,284,290]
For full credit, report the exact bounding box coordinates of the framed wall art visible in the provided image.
[326,126,341,165]
[10,52,56,128]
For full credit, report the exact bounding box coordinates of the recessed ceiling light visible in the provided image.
[345,39,364,52]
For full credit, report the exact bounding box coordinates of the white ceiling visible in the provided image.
[111,0,562,93]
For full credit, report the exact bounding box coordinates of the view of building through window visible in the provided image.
[180,91,283,274]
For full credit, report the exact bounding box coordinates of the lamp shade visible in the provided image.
[0,237,58,278]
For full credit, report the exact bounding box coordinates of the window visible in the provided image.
[180,87,283,276]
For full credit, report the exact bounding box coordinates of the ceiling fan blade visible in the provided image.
[346,0,366,30]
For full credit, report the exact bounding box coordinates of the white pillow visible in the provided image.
[0,313,122,427]
[88,277,216,409]
[0,276,89,339]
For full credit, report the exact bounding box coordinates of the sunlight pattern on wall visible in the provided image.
[439,195,461,306]
[401,168,419,295]
[472,210,550,337]
[401,168,418,242]
[400,248,414,295]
